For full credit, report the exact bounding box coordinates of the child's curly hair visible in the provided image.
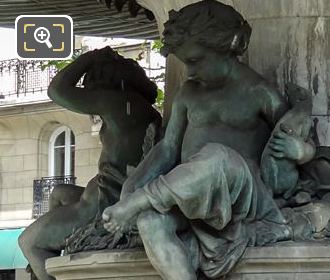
[161,0,251,57]
[83,47,157,104]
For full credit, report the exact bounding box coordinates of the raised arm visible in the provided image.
[121,92,188,196]
[48,48,127,115]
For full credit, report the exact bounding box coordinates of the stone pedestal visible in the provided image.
[46,243,330,280]
[46,250,160,280]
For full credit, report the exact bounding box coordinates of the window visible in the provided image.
[49,126,75,176]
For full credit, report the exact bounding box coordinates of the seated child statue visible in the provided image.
[101,1,315,279]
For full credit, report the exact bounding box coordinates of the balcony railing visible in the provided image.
[32,176,76,219]
[0,59,56,104]
[0,50,83,105]
[0,270,15,280]
[0,49,164,109]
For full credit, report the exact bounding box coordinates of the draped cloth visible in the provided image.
[65,164,128,254]
[143,143,287,278]
[97,163,127,206]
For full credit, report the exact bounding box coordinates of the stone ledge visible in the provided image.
[46,243,330,280]
[46,249,159,280]
[233,243,330,275]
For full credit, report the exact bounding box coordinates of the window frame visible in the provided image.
[48,126,75,176]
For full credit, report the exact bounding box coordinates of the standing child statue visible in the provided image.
[102,1,315,279]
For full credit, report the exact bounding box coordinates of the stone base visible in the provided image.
[46,243,330,280]
[47,250,159,280]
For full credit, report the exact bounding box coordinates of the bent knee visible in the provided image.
[19,229,34,252]
[137,210,160,232]
[137,210,177,236]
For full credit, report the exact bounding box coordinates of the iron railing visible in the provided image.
[0,59,56,101]
[0,270,15,280]
[0,49,82,103]
[32,176,76,218]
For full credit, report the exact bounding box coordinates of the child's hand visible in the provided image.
[269,124,306,161]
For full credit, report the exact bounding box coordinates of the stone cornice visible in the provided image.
[0,101,66,117]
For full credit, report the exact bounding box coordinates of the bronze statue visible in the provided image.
[19,1,330,279]
[101,1,315,279]
[19,47,162,280]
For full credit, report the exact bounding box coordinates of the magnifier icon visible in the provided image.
[34,27,53,49]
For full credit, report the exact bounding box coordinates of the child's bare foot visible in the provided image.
[102,189,151,234]
[102,199,137,234]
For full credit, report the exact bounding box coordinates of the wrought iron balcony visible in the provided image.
[0,50,82,105]
[0,59,56,104]
[32,176,76,219]
[0,270,15,280]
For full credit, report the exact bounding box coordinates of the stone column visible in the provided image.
[138,0,330,142]
[233,0,330,145]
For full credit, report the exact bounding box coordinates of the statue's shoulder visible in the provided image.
[250,79,286,107]
[250,78,279,97]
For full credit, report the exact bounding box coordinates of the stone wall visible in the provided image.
[0,103,101,221]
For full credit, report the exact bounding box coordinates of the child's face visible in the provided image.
[174,40,233,87]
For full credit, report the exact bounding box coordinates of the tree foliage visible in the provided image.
[40,48,86,71]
